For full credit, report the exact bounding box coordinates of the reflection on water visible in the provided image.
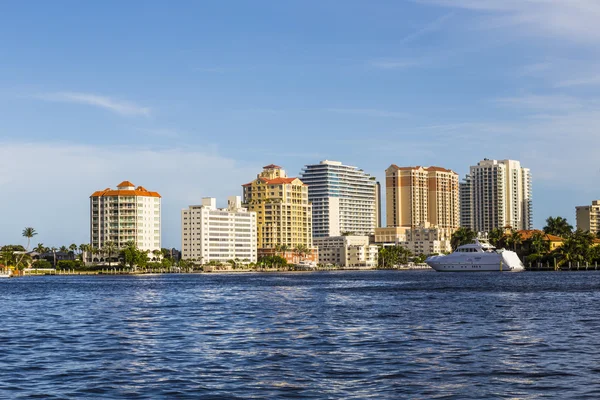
[2,271,600,398]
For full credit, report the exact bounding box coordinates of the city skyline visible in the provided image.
[3,1,600,247]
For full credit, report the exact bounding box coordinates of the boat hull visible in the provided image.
[426,251,524,272]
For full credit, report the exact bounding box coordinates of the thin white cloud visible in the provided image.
[325,108,409,118]
[33,92,151,116]
[0,142,257,248]
[555,75,600,88]
[493,94,586,112]
[399,12,455,44]
[417,0,600,43]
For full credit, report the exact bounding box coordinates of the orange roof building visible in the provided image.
[242,165,315,254]
[90,181,161,253]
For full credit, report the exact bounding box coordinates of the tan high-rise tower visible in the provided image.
[242,165,315,262]
[385,165,459,230]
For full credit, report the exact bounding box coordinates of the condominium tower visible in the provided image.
[576,200,600,235]
[300,160,377,237]
[459,175,472,229]
[242,164,313,251]
[90,181,161,251]
[385,165,460,230]
[466,159,532,232]
[181,196,257,264]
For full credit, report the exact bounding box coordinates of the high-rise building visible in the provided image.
[376,181,382,228]
[384,165,459,230]
[90,181,161,251]
[300,160,377,237]
[576,200,600,235]
[459,174,472,229]
[466,159,532,233]
[181,196,257,264]
[242,164,315,261]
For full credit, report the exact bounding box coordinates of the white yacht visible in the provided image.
[426,239,524,272]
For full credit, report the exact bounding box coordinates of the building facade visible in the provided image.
[385,165,460,230]
[90,181,161,252]
[300,160,377,237]
[242,164,315,258]
[314,236,378,268]
[576,200,600,235]
[466,159,532,233]
[181,196,257,264]
[374,224,452,255]
[459,174,472,229]
[376,181,382,228]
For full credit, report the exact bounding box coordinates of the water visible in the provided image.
[2,271,600,399]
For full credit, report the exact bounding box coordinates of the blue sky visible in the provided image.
[2,0,600,248]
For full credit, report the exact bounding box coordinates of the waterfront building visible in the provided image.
[576,200,600,235]
[242,164,317,263]
[181,196,257,264]
[314,235,378,268]
[376,181,382,228]
[374,227,410,244]
[300,160,377,237]
[465,159,532,233]
[385,165,460,230]
[374,224,452,255]
[459,174,473,229]
[90,181,161,252]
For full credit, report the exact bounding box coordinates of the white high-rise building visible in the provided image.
[90,181,161,251]
[181,196,257,264]
[300,160,377,237]
[459,174,472,229]
[467,159,532,233]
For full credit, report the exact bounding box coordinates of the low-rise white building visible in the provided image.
[314,236,378,268]
[181,196,257,264]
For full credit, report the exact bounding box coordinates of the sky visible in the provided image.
[2,0,600,249]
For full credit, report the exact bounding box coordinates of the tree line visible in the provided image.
[450,216,600,267]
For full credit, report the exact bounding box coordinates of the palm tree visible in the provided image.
[152,249,162,261]
[543,216,573,238]
[103,241,117,268]
[15,227,37,269]
[59,245,69,254]
[450,227,476,250]
[34,243,46,254]
[69,243,77,256]
[509,230,523,252]
[487,228,505,248]
[529,231,550,255]
[79,244,87,262]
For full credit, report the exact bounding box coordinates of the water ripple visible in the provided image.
[2,271,600,398]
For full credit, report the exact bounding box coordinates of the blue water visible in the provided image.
[2,271,600,399]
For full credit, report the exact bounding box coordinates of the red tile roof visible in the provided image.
[516,230,563,242]
[91,185,161,198]
[263,164,282,169]
[117,180,135,187]
[387,165,454,173]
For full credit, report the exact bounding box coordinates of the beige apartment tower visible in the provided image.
[385,165,460,230]
[576,200,600,235]
[242,164,313,251]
